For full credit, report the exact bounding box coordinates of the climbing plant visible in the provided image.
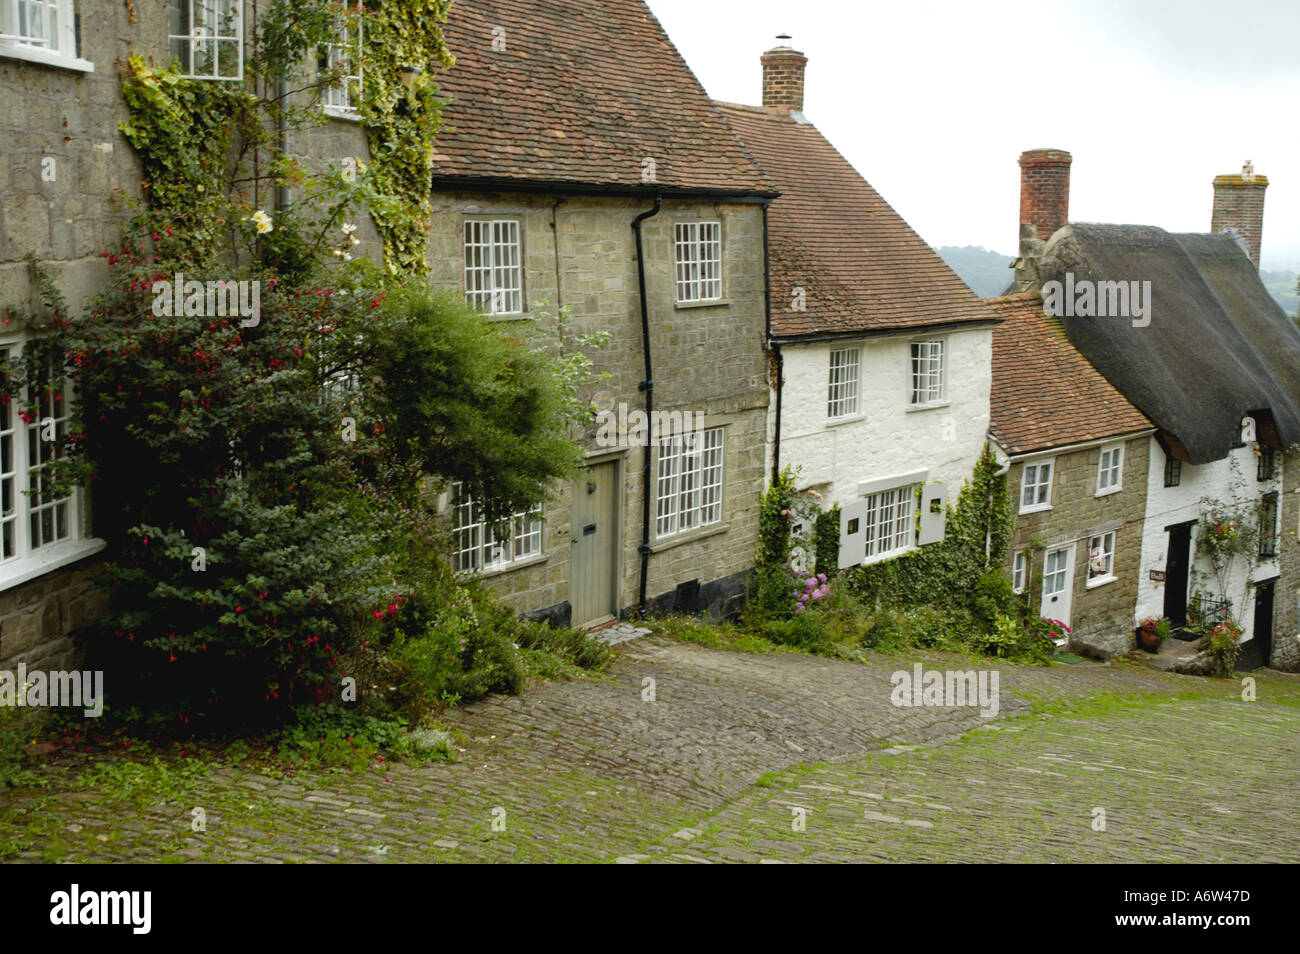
[813,505,840,576]
[844,445,1016,623]
[359,0,455,277]
[117,0,453,278]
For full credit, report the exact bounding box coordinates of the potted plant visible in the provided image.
[1136,616,1171,653]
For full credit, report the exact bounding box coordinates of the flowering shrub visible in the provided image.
[795,573,831,613]
[1027,617,1071,645]
[1206,620,1244,676]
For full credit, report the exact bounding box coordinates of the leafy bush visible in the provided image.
[0,695,45,788]
[758,614,834,654]
[1206,621,1244,676]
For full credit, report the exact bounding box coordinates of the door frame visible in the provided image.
[1163,520,1195,627]
[570,449,626,629]
[1040,542,1076,626]
[1250,577,1277,670]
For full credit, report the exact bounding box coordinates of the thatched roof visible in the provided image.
[1037,223,1300,463]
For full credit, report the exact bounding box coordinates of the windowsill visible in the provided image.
[485,312,532,323]
[863,546,915,567]
[652,522,726,553]
[0,44,94,72]
[1086,574,1117,590]
[905,400,950,413]
[472,552,548,580]
[826,413,865,428]
[323,106,361,123]
[1019,503,1052,515]
[1094,486,1122,498]
[674,299,730,310]
[0,538,106,594]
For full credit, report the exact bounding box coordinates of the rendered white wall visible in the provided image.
[1138,436,1282,643]
[770,327,993,508]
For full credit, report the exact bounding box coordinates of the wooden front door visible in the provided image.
[1252,579,1276,669]
[569,461,619,628]
[1164,522,1193,627]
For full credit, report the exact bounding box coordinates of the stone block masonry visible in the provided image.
[0,561,109,672]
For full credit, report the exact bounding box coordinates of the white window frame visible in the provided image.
[827,346,861,420]
[655,426,724,539]
[1086,530,1116,586]
[1012,550,1028,594]
[1096,443,1123,496]
[463,219,523,316]
[450,482,543,574]
[321,1,363,116]
[0,0,92,71]
[1019,458,1054,514]
[0,337,101,591]
[674,221,722,303]
[909,338,946,407]
[169,0,244,81]
[862,483,917,563]
[1042,547,1069,599]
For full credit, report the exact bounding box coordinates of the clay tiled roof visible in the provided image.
[430,0,774,195]
[987,292,1151,455]
[715,102,1000,338]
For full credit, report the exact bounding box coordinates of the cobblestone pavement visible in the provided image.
[3,636,1298,863]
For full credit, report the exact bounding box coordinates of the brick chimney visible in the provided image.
[1212,161,1268,268]
[762,35,807,113]
[1013,149,1071,292]
[1018,148,1072,243]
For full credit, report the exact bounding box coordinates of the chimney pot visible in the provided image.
[762,37,807,113]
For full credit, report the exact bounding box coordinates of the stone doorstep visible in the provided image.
[588,622,653,646]
[1146,634,1210,672]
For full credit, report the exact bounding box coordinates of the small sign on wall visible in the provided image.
[1149,569,1166,583]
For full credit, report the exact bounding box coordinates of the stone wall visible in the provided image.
[0,560,109,671]
[1270,448,1300,670]
[427,192,768,624]
[0,1,376,668]
[1006,434,1150,657]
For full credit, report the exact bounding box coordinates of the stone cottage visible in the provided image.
[986,292,1154,657]
[425,0,776,626]
[715,39,1000,572]
[1011,150,1300,670]
[0,0,390,671]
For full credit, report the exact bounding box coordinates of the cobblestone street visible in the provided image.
[4,636,1298,863]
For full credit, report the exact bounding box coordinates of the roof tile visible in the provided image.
[987,292,1151,455]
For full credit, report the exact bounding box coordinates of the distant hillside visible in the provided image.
[936,245,1015,299]
[1260,270,1299,320]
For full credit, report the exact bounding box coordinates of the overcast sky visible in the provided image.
[646,0,1300,270]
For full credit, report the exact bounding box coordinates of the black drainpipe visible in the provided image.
[632,194,662,615]
[763,202,782,482]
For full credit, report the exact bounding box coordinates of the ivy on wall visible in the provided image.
[844,445,1016,614]
[813,505,840,576]
[116,0,453,277]
[117,54,253,260]
[359,0,455,277]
